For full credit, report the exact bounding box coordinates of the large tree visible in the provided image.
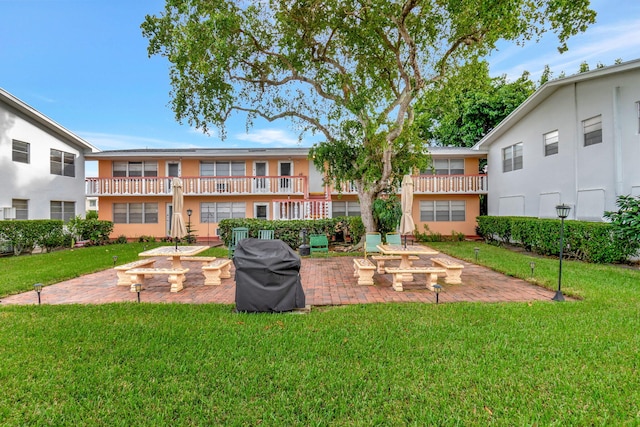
[142,0,595,232]
[414,59,537,148]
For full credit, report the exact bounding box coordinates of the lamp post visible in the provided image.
[553,204,571,302]
[134,283,142,303]
[186,209,193,243]
[33,283,43,305]
[433,284,442,304]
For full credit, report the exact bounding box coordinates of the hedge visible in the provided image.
[477,216,636,263]
[218,217,365,250]
[0,220,69,255]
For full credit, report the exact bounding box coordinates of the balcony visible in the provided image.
[333,174,488,195]
[85,176,308,197]
[272,199,332,220]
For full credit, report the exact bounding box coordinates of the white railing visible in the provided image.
[333,174,488,195]
[272,200,332,220]
[85,176,308,196]
[413,174,488,194]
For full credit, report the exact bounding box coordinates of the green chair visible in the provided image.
[385,232,401,245]
[228,227,249,258]
[364,232,381,258]
[258,229,274,239]
[309,234,329,257]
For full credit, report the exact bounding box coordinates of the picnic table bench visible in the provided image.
[370,254,420,274]
[385,266,446,292]
[431,257,464,284]
[353,258,376,285]
[126,267,189,293]
[202,259,233,285]
[114,259,157,286]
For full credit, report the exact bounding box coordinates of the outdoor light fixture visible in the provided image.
[530,261,536,277]
[134,283,142,303]
[112,255,118,267]
[186,209,193,243]
[553,204,571,302]
[474,247,479,262]
[33,283,43,305]
[433,284,442,304]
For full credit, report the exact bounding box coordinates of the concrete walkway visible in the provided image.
[0,253,555,306]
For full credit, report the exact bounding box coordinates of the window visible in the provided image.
[544,130,559,156]
[420,200,465,222]
[255,203,269,220]
[429,159,465,175]
[113,203,158,223]
[12,140,30,163]
[112,161,158,177]
[502,143,523,172]
[200,161,245,176]
[50,201,75,222]
[200,202,246,223]
[583,115,602,146]
[332,201,361,217]
[50,149,75,177]
[12,199,28,220]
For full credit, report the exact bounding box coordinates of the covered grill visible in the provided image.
[233,238,306,312]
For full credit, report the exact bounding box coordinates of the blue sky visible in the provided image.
[2,0,640,176]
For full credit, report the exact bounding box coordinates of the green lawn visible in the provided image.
[1,242,639,425]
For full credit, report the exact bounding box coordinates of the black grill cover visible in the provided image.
[234,238,306,312]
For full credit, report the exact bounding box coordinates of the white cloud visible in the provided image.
[490,18,640,81]
[234,128,304,147]
[76,131,193,151]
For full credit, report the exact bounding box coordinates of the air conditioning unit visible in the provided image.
[2,207,16,220]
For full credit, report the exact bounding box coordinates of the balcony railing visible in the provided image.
[85,176,308,197]
[273,199,332,220]
[333,174,488,195]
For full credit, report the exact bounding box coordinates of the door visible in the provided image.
[279,161,292,193]
[254,161,268,193]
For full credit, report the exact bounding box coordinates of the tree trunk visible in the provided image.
[357,188,377,232]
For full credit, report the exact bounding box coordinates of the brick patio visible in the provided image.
[0,253,555,306]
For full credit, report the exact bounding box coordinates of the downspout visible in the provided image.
[613,86,624,196]
[573,82,579,218]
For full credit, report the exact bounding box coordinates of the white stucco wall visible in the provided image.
[486,66,640,221]
[1,98,90,220]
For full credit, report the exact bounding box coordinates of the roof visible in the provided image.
[86,146,486,160]
[0,88,99,153]
[473,58,640,150]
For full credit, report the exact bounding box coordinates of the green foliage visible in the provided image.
[85,210,99,220]
[414,224,465,242]
[372,196,402,236]
[115,235,128,244]
[0,220,67,255]
[67,216,113,245]
[414,60,536,147]
[604,195,640,256]
[218,217,364,249]
[477,216,635,263]
[137,235,157,243]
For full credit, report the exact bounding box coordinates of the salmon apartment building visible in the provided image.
[84,147,488,241]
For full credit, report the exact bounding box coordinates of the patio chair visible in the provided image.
[364,232,382,259]
[228,227,249,258]
[309,234,329,257]
[385,232,401,245]
[258,229,274,239]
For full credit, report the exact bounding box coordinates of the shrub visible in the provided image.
[115,235,128,244]
[67,216,113,245]
[604,195,640,257]
[477,215,634,263]
[0,220,65,255]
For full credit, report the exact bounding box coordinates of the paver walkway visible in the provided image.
[0,253,556,306]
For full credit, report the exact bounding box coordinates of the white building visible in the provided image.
[1,88,99,220]
[474,59,640,221]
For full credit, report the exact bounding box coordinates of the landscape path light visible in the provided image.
[530,261,536,278]
[112,255,118,267]
[553,204,571,302]
[433,284,442,304]
[33,283,43,305]
[134,283,142,303]
[474,247,479,262]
